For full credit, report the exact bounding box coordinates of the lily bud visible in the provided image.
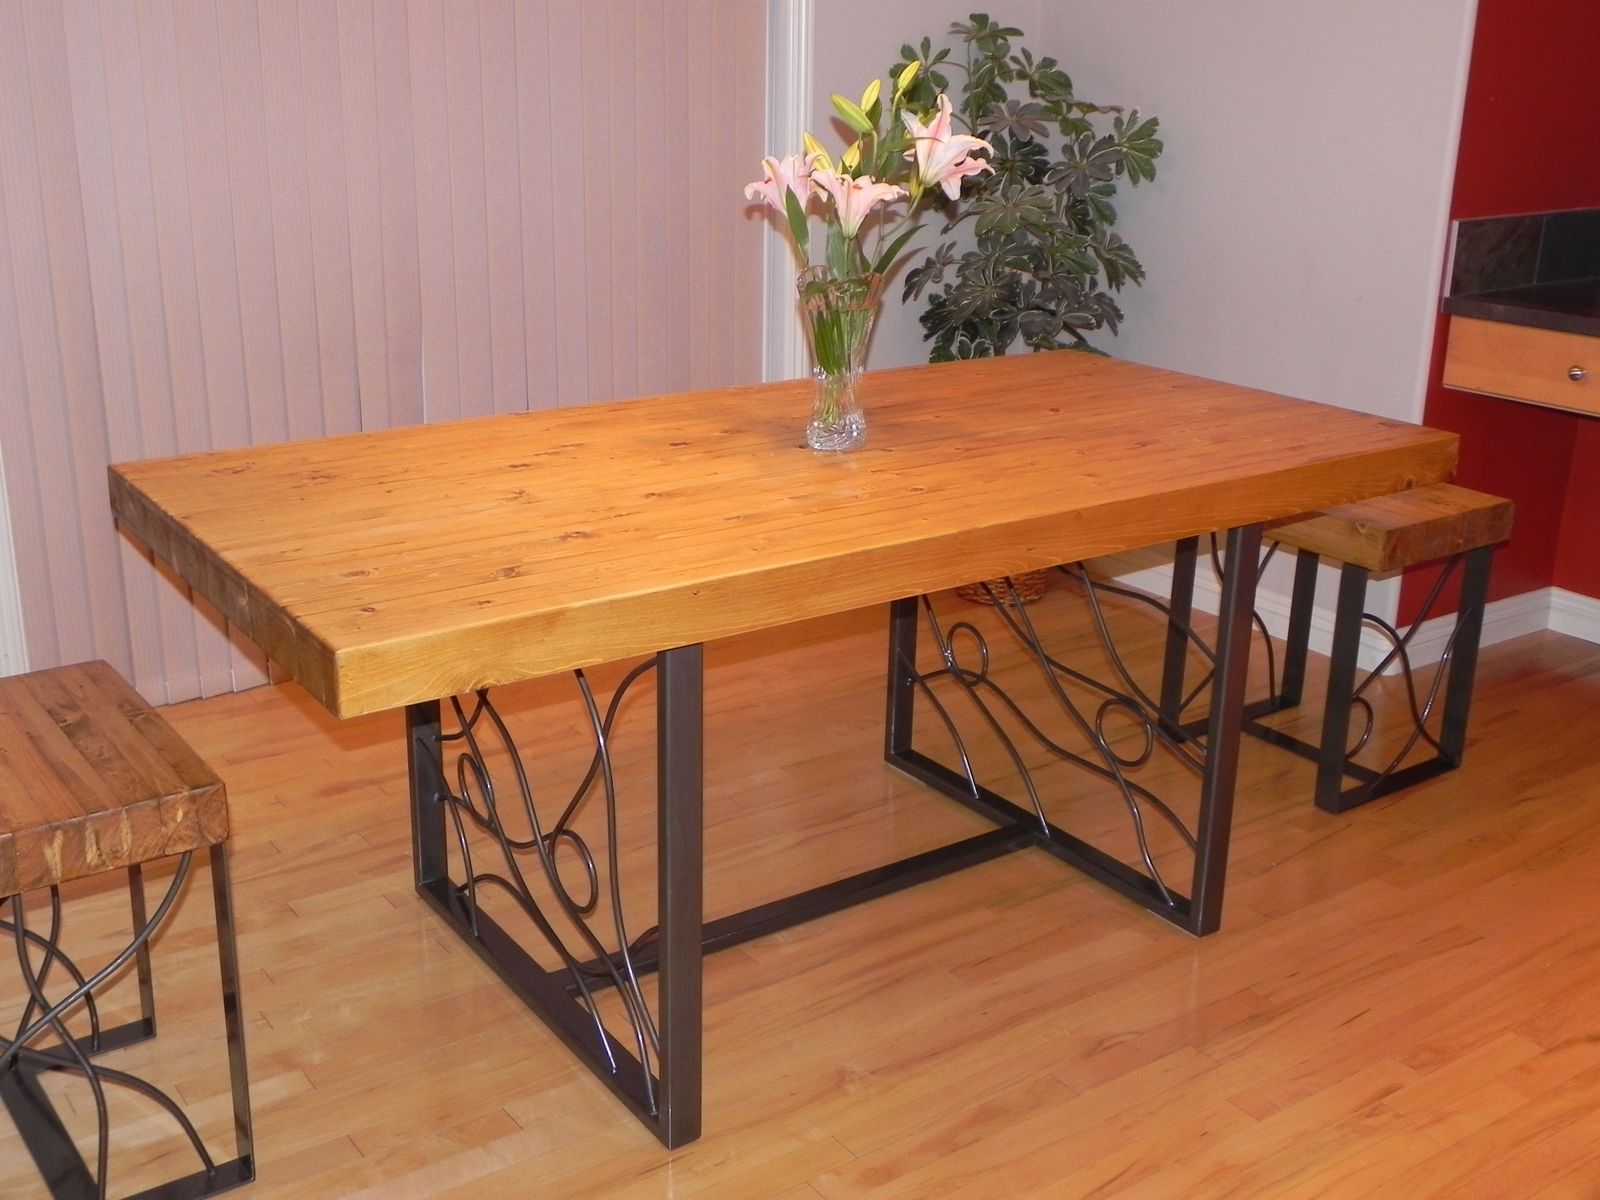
[895,60,920,99]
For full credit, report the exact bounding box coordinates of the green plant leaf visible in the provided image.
[871,223,923,276]
[1115,110,1163,183]
[1092,228,1145,290]
[979,99,1052,141]
[825,222,852,277]
[902,12,1162,363]
[783,188,810,262]
[971,185,1053,237]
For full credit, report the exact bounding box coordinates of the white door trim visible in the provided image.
[0,432,27,676]
[762,0,812,382]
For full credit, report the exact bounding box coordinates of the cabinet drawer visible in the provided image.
[1443,316,1600,417]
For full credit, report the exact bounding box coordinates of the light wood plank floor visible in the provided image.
[5,586,1600,1198]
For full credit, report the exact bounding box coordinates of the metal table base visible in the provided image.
[403,523,1263,1146]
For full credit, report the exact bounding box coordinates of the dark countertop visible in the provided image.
[1444,208,1600,338]
[1444,279,1600,339]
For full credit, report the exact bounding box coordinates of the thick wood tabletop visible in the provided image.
[109,354,1458,718]
[0,660,227,896]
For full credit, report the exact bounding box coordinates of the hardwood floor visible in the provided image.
[5,587,1600,1198]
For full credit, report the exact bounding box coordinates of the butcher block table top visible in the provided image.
[108,353,1458,719]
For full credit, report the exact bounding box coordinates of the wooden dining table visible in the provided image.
[109,352,1458,1147]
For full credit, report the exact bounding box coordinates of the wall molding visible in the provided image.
[0,435,25,677]
[1549,586,1600,644]
[1098,546,1599,677]
[761,0,811,382]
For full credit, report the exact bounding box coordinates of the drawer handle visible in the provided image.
[1570,365,1588,382]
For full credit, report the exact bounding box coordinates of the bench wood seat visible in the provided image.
[0,660,228,897]
[1266,483,1514,573]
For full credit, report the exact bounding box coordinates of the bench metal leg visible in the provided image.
[1314,563,1371,811]
[127,865,158,1041]
[1277,547,1321,709]
[1,849,255,1200]
[1437,545,1493,765]
[1242,546,1498,815]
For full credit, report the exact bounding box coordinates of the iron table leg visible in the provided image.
[654,644,704,1147]
[1188,523,1261,934]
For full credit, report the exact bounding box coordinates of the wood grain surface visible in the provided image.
[1443,316,1600,417]
[110,354,1458,717]
[1266,482,1513,573]
[8,610,1596,1198]
[0,660,227,895]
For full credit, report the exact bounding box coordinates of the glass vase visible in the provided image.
[797,267,884,452]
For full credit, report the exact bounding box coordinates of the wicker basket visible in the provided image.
[954,569,1052,606]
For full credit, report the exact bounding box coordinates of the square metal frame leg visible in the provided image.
[1257,545,1498,814]
[1,846,255,1200]
[1276,547,1322,709]
[406,644,705,1149]
[1312,561,1372,811]
[886,525,1263,937]
[1188,524,1262,934]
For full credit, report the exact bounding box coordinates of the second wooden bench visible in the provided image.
[1252,482,1514,812]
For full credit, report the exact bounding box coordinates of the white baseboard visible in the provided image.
[1404,586,1556,665]
[1096,547,1600,673]
[1549,587,1600,643]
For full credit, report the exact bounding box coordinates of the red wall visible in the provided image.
[1557,422,1600,590]
[1409,0,1600,619]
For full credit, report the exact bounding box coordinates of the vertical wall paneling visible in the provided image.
[761,0,811,382]
[443,1,494,420]
[480,0,529,416]
[408,0,459,422]
[605,3,638,403]
[302,0,362,438]
[60,0,162,695]
[97,0,194,699]
[513,2,558,411]
[576,1,611,403]
[629,1,666,395]
[0,1,765,701]
[333,0,383,431]
[685,0,712,388]
[372,1,424,430]
[659,0,691,389]
[730,1,767,384]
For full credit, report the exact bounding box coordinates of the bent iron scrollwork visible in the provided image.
[906,566,1227,909]
[1341,555,1466,781]
[1194,532,1469,787]
[418,660,665,1110]
[2,859,222,1198]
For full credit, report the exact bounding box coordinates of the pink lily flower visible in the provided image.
[812,168,907,237]
[743,153,816,212]
[903,94,994,200]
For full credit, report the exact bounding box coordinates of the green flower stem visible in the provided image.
[807,303,874,376]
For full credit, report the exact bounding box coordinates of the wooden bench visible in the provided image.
[0,660,254,1199]
[1258,483,1514,812]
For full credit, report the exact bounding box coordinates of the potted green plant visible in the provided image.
[895,14,1163,362]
